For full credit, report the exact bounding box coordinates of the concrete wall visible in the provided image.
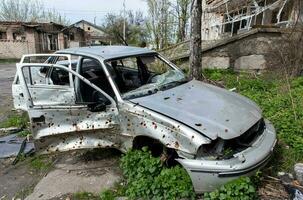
[160,28,287,71]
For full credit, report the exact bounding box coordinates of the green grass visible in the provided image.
[203,69,303,172]
[73,192,100,200]
[14,185,35,200]
[30,155,52,171]
[0,112,29,128]
[17,129,31,137]
[0,58,19,64]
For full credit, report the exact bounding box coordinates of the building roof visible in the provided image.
[57,45,156,60]
[71,20,105,32]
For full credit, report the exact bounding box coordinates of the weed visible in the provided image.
[99,190,115,200]
[120,147,195,199]
[17,129,31,137]
[0,112,29,128]
[73,192,100,200]
[203,177,258,200]
[30,155,52,171]
[14,185,35,200]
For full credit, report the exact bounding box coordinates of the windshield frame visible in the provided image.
[103,52,187,101]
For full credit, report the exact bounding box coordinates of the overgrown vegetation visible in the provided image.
[97,148,195,199]
[0,111,29,129]
[204,177,257,200]
[120,147,195,199]
[203,69,303,172]
[30,155,52,171]
[17,129,31,137]
[72,192,100,200]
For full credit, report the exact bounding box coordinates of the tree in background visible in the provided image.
[0,0,69,25]
[145,0,174,49]
[102,11,148,46]
[173,0,191,42]
[189,0,202,80]
[145,0,191,49]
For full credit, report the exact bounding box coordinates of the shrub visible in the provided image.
[203,177,257,200]
[120,148,195,199]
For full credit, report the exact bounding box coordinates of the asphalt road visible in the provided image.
[0,63,16,121]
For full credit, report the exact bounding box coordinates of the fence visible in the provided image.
[0,40,33,59]
[0,39,89,59]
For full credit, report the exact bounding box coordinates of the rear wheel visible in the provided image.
[132,136,178,166]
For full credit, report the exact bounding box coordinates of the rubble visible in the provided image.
[295,163,303,186]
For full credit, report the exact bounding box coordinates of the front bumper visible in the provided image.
[177,119,277,193]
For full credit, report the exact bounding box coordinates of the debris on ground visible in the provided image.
[0,127,21,134]
[258,176,289,200]
[0,133,34,159]
[295,163,303,186]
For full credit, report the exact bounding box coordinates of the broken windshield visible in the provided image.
[105,54,187,100]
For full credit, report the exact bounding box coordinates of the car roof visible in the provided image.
[56,45,156,60]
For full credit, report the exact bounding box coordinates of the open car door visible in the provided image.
[16,54,120,153]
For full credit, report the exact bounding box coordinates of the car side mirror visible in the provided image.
[87,102,106,112]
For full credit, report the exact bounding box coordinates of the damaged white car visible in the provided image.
[12,46,277,193]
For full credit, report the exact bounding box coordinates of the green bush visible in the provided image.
[120,147,195,199]
[203,177,257,200]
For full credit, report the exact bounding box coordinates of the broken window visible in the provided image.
[0,32,7,40]
[105,54,186,100]
[75,57,114,104]
[47,34,58,51]
[70,33,75,41]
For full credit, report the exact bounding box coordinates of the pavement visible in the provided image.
[0,63,15,121]
[26,150,122,200]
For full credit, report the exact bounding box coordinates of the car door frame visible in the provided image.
[16,54,124,154]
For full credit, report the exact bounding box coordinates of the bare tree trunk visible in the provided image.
[189,0,202,80]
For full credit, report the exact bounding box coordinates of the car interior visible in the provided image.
[46,54,163,105]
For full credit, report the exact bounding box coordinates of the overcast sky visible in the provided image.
[43,0,149,24]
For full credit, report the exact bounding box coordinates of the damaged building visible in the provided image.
[162,0,303,70]
[0,21,85,59]
[202,0,302,40]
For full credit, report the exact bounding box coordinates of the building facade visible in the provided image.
[72,20,110,45]
[0,21,85,59]
[202,0,303,40]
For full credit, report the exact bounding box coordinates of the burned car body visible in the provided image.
[12,46,276,192]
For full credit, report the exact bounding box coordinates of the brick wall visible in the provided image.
[0,40,35,59]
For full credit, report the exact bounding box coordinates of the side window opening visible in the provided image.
[20,65,112,110]
[75,57,114,104]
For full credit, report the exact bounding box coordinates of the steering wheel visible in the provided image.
[146,74,158,83]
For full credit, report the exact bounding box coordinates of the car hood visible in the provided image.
[130,80,262,140]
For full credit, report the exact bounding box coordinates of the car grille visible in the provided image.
[236,118,265,146]
[197,118,266,160]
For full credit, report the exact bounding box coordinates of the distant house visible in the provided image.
[0,21,85,59]
[71,20,110,45]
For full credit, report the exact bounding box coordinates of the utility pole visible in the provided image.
[123,0,126,42]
